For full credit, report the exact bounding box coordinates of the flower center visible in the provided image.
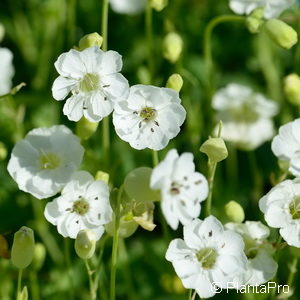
[230,100,260,123]
[79,73,100,92]
[196,247,218,269]
[72,199,90,216]
[139,107,157,122]
[39,153,61,170]
[289,196,300,219]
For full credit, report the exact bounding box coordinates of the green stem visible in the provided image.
[110,185,123,300]
[146,0,154,82]
[101,0,109,52]
[85,260,96,300]
[29,270,40,300]
[16,269,23,300]
[64,239,75,300]
[287,257,298,287]
[152,150,159,166]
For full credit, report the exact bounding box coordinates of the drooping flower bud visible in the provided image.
[11,226,35,269]
[200,137,228,163]
[95,171,110,184]
[76,118,98,140]
[78,32,103,50]
[150,0,168,11]
[166,74,183,92]
[246,8,264,33]
[163,32,183,63]
[75,229,96,259]
[225,201,245,223]
[264,19,298,49]
[32,243,46,270]
[284,73,300,106]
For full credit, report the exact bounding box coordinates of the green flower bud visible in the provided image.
[166,74,183,92]
[18,286,28,300]
[75,230,96,259]
[11,226,35,269]
[0,142,7,161]
[284,73,300,106]
[225,201,245,223]
[95,171,109,184]
[32,243,46,270]
[200,137,228,163]
[151,0,168,11]
[264,19,298,49]
[163,32,183,63]
[246,8,264,33]
[78,32,103,50]
[76,118,98,140]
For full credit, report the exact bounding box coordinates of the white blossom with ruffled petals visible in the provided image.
[7,125,84,199]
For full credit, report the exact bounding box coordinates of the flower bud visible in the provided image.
[0,142,7,161]
[151,0,168,11]
[76,117,98,140]
[163,32,183,63]
[32,243,46,270]
[95,171,110,184]
[200,137,228,163]
[11,226,35,269]
[246,8,264,33]
[18,286,28,300]
[284,73,300,106]
[225,201,245,223]
[166,74,183,92]
[75,229,96,259]
[264,19,298,49]
[78,33,103,50]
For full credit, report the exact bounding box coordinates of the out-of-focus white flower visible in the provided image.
[259,179,300,248]
[0,47,14,95]
[113,85,186,150]
[52,46,129,122]
[212,83,278,150]
[7,125,84,199]
[271,119,300,177]
[225,221,277,285]
[229,0,295,19]
[109,0,147,15]
[151,149,208,230]
[44,171,112,240]
[166,216,247,298]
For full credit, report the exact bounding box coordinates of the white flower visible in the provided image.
[109,0,147,14]
[44,171,112,240]
[7,125,84,199]
[112,85,186,150]
[150,149,208,230]
[225,221,277,285]
[0,47,14,95]
[166,216,247,299]
[229,0,295,19]
[259,178,300,248]
[271,119,300,177]
[52,46,129,122]
[212,83,278,150]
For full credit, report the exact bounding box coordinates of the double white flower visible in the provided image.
[259,178,300,248]
[166,216,247,298]
[212,83,278,150]
[45,171,112,240]
[7,125,84,199]
[151,149,208,230]
[113,85,186,150]
[52,46,129,122]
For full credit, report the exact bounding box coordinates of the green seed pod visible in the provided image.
[264,19,298,49]
[78,32,103,50]
[11,226,35,269]
[151,0,168,11]
[32,243,46,271]
[166,74,183,92]
[75,230,96,259]
[76,118,98,140]
[200,137,228,163]
[163,32,183,63]
[284,73,300,106]
[225,201,245,223]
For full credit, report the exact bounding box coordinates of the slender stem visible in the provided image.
[152,150,159,166]
[205,160,217,217]
[146,0,154,82]
[110,185,123,300]
[16,269,23,300]
[29,270,40,300]
[287,257,298,287]
[85,260,96,300]
[101,0,109,52]
[191,290,197,300]
[64,238,75,300]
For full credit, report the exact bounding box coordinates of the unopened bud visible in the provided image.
[151,0,168,11]
[163,32,183,63]
[225,201,245,223]
[75,230,96,259]
[284,73,300,106]
[32,243,46,270]
[95,171,109,184]
[76,117,98,140]
[166,74,183,92]
[11,226,35,269]
[264,19,298,49]
[200,137,228,162]
[78,33,103,50]
[18,286,28,300]
[246,8,264,33]
[0,142,7,160]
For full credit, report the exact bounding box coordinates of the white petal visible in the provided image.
[63,94,85,121]
[52,76,77,100]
